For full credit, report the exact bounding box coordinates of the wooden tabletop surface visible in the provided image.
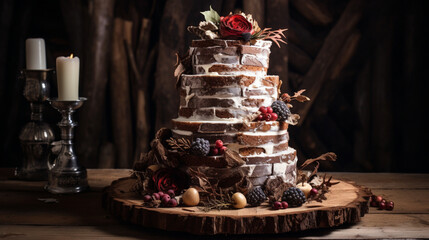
[1,169,428,239]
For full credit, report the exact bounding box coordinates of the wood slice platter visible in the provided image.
[103,177,371,235]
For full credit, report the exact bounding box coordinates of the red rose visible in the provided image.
[152,168,187,194]
[219,14,253,41]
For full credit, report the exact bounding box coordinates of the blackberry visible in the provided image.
[190,138,210,156]
[246,186,267,206]
[271,100,291,121]
[282,187,306,207]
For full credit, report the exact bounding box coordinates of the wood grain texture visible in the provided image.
[293,0,364,124]
[110,18,133,168]
[1,217,429,240]
[103,177,370,235]
[265,0,289,92]
[243,0,265,28]
[290,0,333,26]
[76,0,115,168]
[1,170,429,238]
[154,0,222,130]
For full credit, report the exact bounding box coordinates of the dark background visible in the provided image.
[0,0,428,172]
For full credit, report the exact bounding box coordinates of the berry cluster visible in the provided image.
[143,189,178,207]
[370,195,394,211]
[282,187,306,207]
[272,201,288,210]
[271,187,308,210]
[271,100,291,121]
[191,138,210,156]
[256,106,278,121]
[209,140,227,156]
[246,186,267,207]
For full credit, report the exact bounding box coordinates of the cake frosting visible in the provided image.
[172,39,297,187]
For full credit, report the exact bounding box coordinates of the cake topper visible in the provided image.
[188,6,287,47]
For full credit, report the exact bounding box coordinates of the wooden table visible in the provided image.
[1,169,428,239]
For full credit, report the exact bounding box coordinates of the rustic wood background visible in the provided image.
[0,0,428,172]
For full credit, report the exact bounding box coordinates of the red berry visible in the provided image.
[158,191,165,198]
[168,198,178,207]
[378,202,386,210]
[386,201,394,211]
[215,140,223,148]
[375,196,383,203]
[281,201,288,209]
[310,188,318,196]
[152,193,160,200]
[210,147,219,156]
[167,189,175,197]
[161,195,171,205]
[266,107,273,113]
[270,113,278,121]
[219,146,227,155]
[143,195,152,202]
[264,113,272,121]
[281,93,291,102]
[272,201,282,210]
[370,201,378,207]
[259,106,267,114]
[257,114,264,121]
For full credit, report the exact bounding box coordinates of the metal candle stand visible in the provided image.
[17,69,55,180]
[46,97,88,194]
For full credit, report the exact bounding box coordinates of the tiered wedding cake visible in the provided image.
[172,38,297,187]
[133,8,310,208]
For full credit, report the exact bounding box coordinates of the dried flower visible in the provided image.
[152,168,188,195]
[219,14,253,41]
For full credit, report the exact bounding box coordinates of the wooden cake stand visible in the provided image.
[103,177,371,235]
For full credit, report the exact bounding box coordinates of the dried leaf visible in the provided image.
[286,114,300,125]
[155,128,172,141]
[242,111,261,128]
[166,137,191,152]
[199,21,218,31]
[295,95,310,102]
[234,177,252,196]
[224,149,245,168]
[152,139,176,167]
[300,152,337,170]
[307,174,340,203]
[174,52,192,89]
[292,89,306,98]
[187,168,218,198]
[265,177,293,202]
[198,192,233,212]
[133,152,150,171]
[309,175,323,187]
[204,30,219,39]
[310,161,320,178]
[252,28,288,47]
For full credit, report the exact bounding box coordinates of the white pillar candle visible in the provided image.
[56,54,79,101]
[26,38,47,70]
